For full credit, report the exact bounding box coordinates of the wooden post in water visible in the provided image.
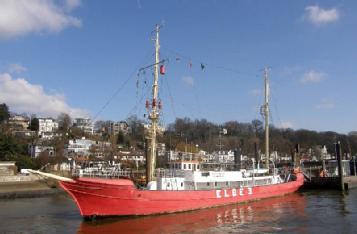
[335,141,344,191]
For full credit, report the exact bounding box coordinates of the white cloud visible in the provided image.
[304,5,339,26]
[250,88,261,96]
[300,70,325,84]
[182,76,195,87]
[0,73,88,118]
[278,121,294,129]
[65,0,81,11]
[278,65,302,77]
[0,0,81,39]
[315,99,335,110]
[136,0,142,9]
[8,63,27,74]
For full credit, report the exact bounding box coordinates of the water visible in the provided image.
[0,189,357,234]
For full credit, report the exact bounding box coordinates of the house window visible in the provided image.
[188,164,191,169]
[197,165,200,169]
[207,182,210,186]
[184,164,186,169]
[181,182,183,187]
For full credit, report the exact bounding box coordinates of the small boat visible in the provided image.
[33,25,304,218]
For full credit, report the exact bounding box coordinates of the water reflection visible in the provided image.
[78,193,306,234]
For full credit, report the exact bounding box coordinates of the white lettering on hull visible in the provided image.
[232,188,237,197]
[215,188,254,198]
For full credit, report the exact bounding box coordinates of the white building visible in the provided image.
[28,145,55,158]
[108,121,131,135]
[66,137,95,156]
[74,118,94,135]
[116,150,145,163]
[38,118,59,139]
[208,150,235,163]
[8,115,30,130]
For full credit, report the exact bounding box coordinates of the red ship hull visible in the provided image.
[60,173,304,217]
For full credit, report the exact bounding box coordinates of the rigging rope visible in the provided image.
[92,49,153,121]
[161,46,241,75]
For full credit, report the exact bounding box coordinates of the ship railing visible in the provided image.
[155,169,187,178]
[72,168,134,178]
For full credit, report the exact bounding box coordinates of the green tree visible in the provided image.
[57,113,72,134]
[29,117,39,131]
[0,103,10,123]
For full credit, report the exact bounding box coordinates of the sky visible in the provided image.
[0,0,356,134]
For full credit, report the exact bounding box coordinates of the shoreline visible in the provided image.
[0,180,64,199]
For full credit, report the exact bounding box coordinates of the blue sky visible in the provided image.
[0,0,356,133]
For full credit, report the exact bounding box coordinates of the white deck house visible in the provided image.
[155,168,281,191]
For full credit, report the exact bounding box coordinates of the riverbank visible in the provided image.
[0,180,64,199]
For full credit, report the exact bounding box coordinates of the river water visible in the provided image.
[0,189,357,234]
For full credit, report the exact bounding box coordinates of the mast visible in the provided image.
[147,25,161,182]
[263,67,270,169]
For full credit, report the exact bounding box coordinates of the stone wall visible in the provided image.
[0,175,39,183]
[0,164,17,176]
